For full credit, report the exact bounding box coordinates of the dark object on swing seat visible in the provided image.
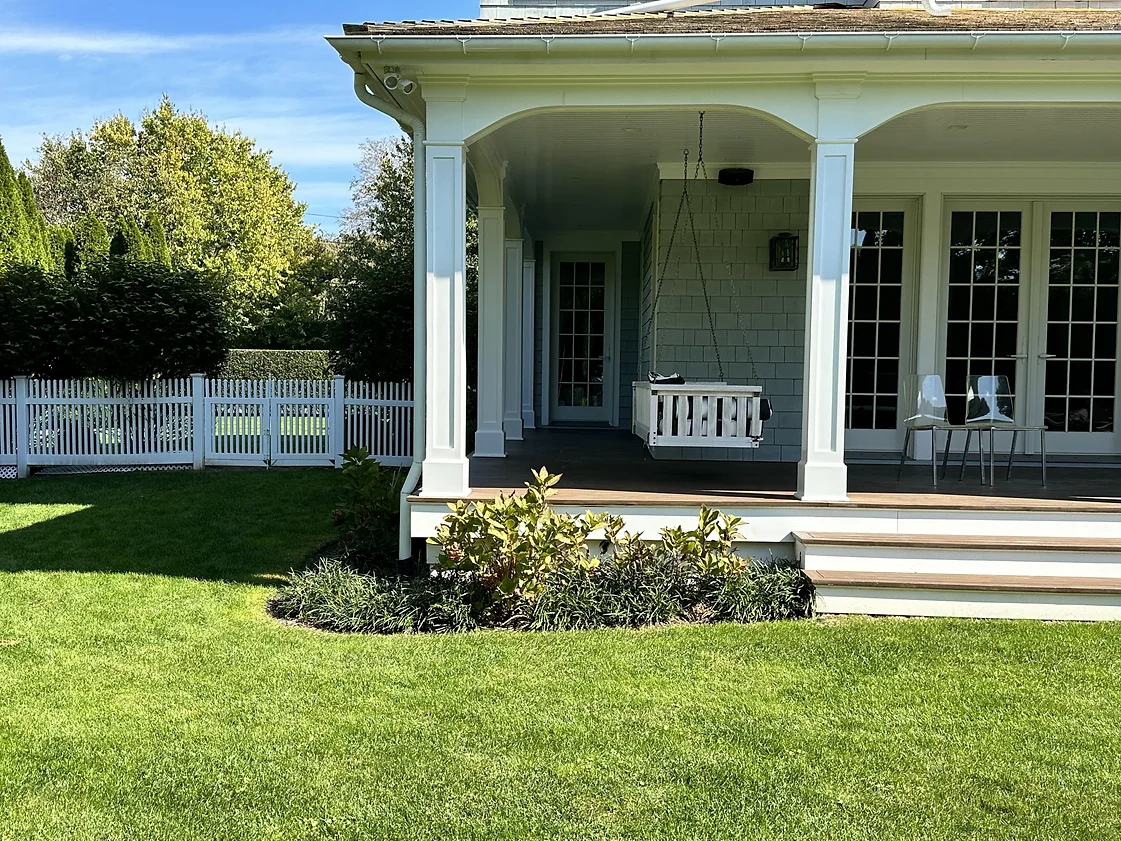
[648,371,686,385]
[758,398,773,423]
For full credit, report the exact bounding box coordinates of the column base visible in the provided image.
[522,409,536,430]
[796,459,849,502]
[503,416,524,441]
[419,457,471,498]
[473,428,506,458]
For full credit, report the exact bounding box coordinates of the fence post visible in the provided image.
[191,373,205,470]
[331,375,345,468]
[14,376,28,479]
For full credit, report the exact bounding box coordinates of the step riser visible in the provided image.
[815,587,1121,621]
[800,546,1121,579]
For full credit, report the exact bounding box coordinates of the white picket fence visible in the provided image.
[0,375,413,478]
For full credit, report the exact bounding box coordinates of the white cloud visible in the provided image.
[0,25,327,56]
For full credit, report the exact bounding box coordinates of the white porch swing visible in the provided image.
[632,112,773,452]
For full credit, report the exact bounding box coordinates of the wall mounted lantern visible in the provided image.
[769,232,799,272]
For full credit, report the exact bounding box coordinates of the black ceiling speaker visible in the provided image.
[718,168,754,186]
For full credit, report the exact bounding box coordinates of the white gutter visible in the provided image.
[350,72,427,562]
[328,31,1121,55]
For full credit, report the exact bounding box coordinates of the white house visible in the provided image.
[328,0,1121,619]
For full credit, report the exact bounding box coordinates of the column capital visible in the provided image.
[418,75,469,102]
[812,72,866,100]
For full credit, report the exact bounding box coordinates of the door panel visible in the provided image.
[943,209,1026,425]
[845,204,914,452]
[1033,207,1121,453]
[551,254,616,423]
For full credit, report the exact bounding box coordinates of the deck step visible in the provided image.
[806,569,1121,621]
[793,531,1121,580]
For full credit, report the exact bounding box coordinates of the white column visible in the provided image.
[421,141,470,497]
[503,238,524,441]
[912,190,944,463]
[521,254,537,429]
[797,139,856,502]
[474,203,507,457]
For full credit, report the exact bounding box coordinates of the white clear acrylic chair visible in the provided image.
[896,374,950,487]
[955,375,1047,486]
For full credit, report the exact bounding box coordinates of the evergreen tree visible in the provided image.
[18,172,51,268]
[109,215,151,260]
[47,225,75,274]
[145,210,172,268]
[72,212,110,269]
[0,136,32,267]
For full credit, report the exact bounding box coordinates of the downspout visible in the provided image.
[351,71,427,562]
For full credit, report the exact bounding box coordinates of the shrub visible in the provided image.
[0,258,228,379]
[270,556,477,634]
[435,468,621,613]
[216,348,332,380]
[332,447,406,570]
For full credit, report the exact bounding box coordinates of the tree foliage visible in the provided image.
[26,97,314,330]
[72,213,110,272]
[0,259,229,380]
[328,137,478,384]
[0,137,38,268]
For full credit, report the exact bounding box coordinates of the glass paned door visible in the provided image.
[1033,209,1121,453]
[845,205,912,452]
[944,210,1024,424]
[551,254,615,423]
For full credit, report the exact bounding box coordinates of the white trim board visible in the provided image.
[654,161,1121,195]
[411,500,1121,541]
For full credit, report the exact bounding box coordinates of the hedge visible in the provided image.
[216,349,333,380]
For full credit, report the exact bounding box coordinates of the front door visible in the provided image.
[551,253,616,423]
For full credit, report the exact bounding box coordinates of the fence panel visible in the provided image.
[204,379,272,466]
[23,378,193,466]
[1,377,413,476]
[0,380,15,471]
[344,381,414,467]
[270,379,334,467]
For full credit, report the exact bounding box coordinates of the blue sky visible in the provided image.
[0,0,477,234]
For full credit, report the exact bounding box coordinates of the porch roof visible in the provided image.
[342,8,1121,36]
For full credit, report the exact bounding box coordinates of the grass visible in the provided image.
[1,470,1120,841]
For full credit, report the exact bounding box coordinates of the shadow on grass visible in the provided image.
[0,469,339,585]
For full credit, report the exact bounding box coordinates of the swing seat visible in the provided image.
[632,380,766,450]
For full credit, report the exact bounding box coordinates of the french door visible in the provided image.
[845,202,916,452]
[941,203,1121,457]
[942,206,1030,430]
[550,253,617,424]
[1027,205,1121,454]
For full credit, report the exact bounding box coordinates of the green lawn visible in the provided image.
[1,471,1120,841]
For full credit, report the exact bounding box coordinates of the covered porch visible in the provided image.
[328,7,1121,525]
[461,428,1121,512]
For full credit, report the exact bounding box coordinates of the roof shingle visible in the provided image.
[341,7,1121,37]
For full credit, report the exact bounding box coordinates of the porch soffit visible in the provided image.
[488,105,1121,231]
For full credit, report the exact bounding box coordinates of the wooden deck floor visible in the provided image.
[445,428,1121,512]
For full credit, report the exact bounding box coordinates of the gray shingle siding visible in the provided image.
[650,178,809,462]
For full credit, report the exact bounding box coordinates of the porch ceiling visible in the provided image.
[489,105,1121,232]
[861,104,1121,162]
[489,110,802,232]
